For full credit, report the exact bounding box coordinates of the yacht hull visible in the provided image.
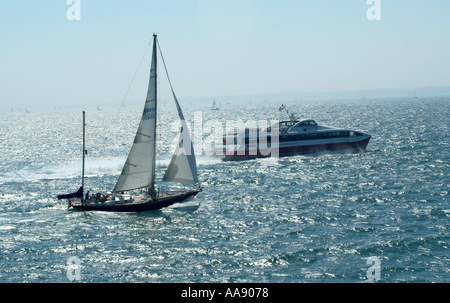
[72,189,201,212]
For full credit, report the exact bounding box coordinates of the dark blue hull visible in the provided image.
[72,189,201,212]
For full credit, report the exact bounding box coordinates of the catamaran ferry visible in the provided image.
[210,105,371,161]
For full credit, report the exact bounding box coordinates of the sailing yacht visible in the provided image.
[211,99,219,110]
[57,35,201,212]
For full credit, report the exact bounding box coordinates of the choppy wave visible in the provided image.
[1,98,450,283]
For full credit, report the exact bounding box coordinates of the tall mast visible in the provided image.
[150,34,158,197]
[82,110,86,204]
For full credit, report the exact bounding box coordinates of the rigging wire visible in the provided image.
[156,38,178,103]
[156,37,201,189]
[114,41,152,120]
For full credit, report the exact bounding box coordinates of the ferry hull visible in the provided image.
[221,137,371,161]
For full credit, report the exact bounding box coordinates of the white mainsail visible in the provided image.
[114,36,158,193]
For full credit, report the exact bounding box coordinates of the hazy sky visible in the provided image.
[1,0,450,110]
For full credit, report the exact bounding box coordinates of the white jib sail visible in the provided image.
[114,37,158,193]
[163,91,198,185]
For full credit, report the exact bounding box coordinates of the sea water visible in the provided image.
[1,97,449,283]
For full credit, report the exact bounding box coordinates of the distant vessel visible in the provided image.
[57,35,201,212]
[211,99,219,110]
[413,92,419,100]
[97,105,101,111]
[211,104,371,161]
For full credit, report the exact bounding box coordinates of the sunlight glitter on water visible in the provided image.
[1,98,450,282]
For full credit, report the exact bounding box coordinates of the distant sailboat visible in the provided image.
[97,105,101,111]
[413,92,419,100]
[211,99,219,110]
[57,34,201,212]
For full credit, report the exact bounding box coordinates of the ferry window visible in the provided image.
[281,121,295,127]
